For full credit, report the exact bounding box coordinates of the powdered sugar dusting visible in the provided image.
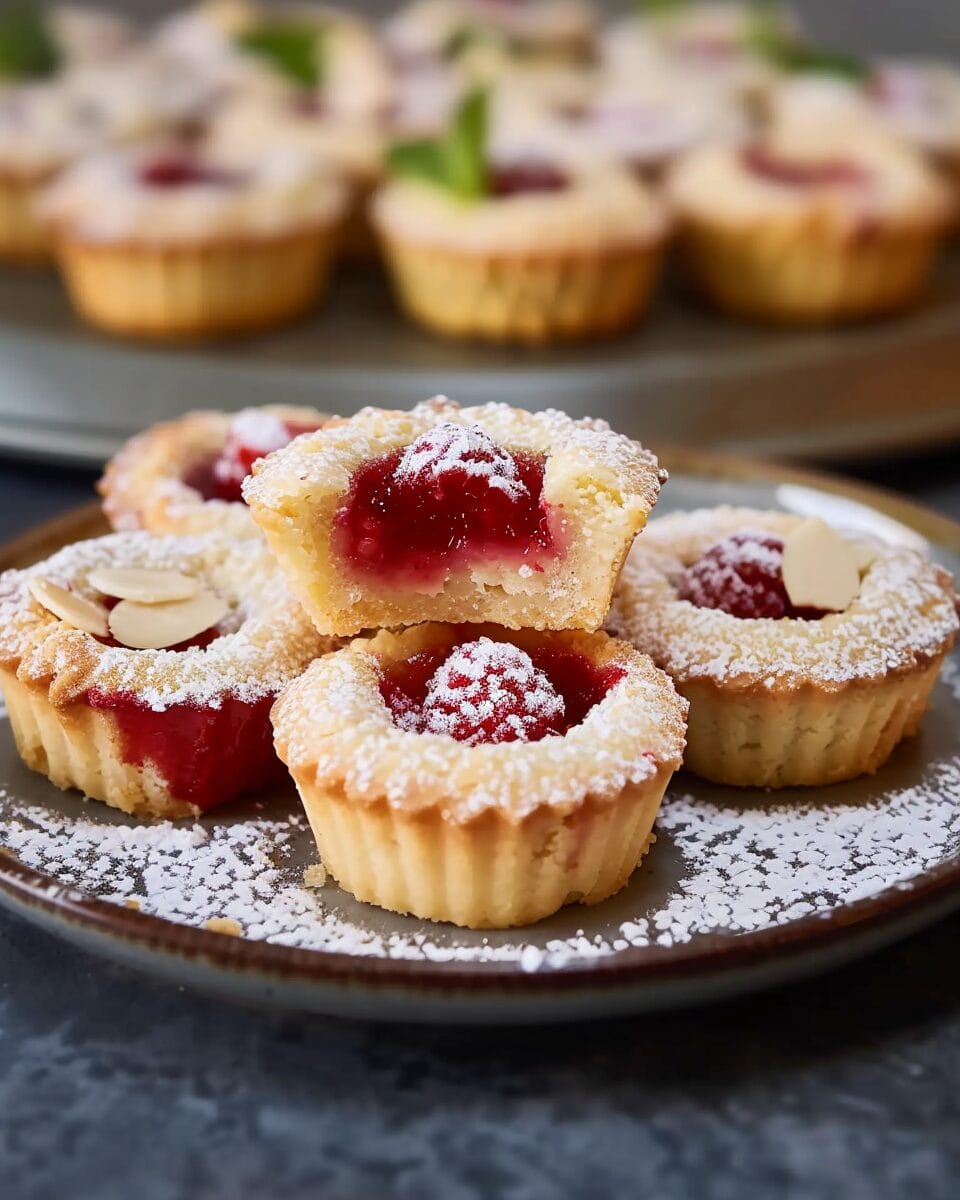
[395,422,528,500]
[612,508,959,689]
[2,740,959,969]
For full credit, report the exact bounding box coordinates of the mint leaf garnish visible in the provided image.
[386,88,489,200]
[746,4,868,80]
[632,0,689,16]
[235,22,324,88]
[0,7,61,80]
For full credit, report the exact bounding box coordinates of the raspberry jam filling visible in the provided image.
[379,636,626,746]
[491,163,570,196]
[138,156,242,189]
[86,689,284,811]
[333,423,559,587]
[678,532,827,620]
[184,412,321,504]
[741,144,869,188]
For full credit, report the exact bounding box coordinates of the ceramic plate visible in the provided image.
[0,452,959,1024]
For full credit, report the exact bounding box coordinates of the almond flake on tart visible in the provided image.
[242,397,666,636]
[271,622,687,928]
[98,405,329,538]
[608,506,959,788]
[0,530,336,819]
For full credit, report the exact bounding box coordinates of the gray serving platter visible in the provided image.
[4,255,960,466]
[0,451,958,1024]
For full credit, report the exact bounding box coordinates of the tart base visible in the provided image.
[53,224,342,340]
[680,219,944,324]
[377,236,665,344]
[1,670,195,820]
[293,770,670,928]
[0,170,54,265]
[679,659,944,788]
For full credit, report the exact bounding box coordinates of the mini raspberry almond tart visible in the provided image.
[100,405,328,537]
[372,89,670,344]
[243,398,665,635]
[39,140,348,339]
[272,623,687,927]
[609,507,959,788]
[668,122,954,324]
[0,531,333,819]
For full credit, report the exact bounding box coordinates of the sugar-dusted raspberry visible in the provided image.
[193,410,320,503]
[394,421,529,501]
[414,637,566,746]
[678,531,826,620]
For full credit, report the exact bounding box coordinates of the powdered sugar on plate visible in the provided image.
[2,700,959,972]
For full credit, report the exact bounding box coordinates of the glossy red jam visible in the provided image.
[491,163,569,196]
[184,417,321,504]
[379,637,626,746]
[333,423,558,587]
[741,144,869,188]
[86,688,284,811]
[139,156,240,188]
[678,533,826,620]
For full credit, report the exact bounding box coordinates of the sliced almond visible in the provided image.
[782,519,861,613]
[108,588,229,651]
[88,567,199,604]
[28,576,109,637]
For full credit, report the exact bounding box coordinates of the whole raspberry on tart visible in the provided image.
[0,530,335,819]
[242,397,666,636]
[272,623,687,928]
[608,506,959,788]
[99,406,328,538]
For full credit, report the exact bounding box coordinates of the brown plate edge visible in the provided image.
[0,458,958,999]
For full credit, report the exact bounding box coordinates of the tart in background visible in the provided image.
[243,397,665,636]
[99,405,328,537]
[39,140,348,339]
[371,89,670,344]
[609,507,959,788]
[0,530,334,819]
[668,121,954,324]
[272,623,686,928]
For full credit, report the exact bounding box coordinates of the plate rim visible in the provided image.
[1,449,959,999]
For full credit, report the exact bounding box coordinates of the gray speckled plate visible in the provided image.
[0,452,959,1024]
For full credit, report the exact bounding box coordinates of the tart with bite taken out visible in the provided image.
[99,405,328,537]
[609,506,959,788]
[243,397,665,636]
[39,139,348,339]
[667,121,953,324]
[371,89,671,344]
[0,530,335,818]
[272,622,687,927]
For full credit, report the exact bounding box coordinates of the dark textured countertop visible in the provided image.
[2,449,960,1200]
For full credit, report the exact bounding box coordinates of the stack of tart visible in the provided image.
[0,398,957,931]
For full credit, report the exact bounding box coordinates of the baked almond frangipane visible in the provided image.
[0,530,334,819]
[609,507,959,788]
[243,398,665,636]
[272,623,687,928]
[99,405,327,537]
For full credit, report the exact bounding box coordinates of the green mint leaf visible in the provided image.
[386,89,489,201]
[385,139,450,189]
[632,0,689,16]
[443,88,488,200]
[746,3,867,80]
[0,7,61,80]
[235,22,324,88]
